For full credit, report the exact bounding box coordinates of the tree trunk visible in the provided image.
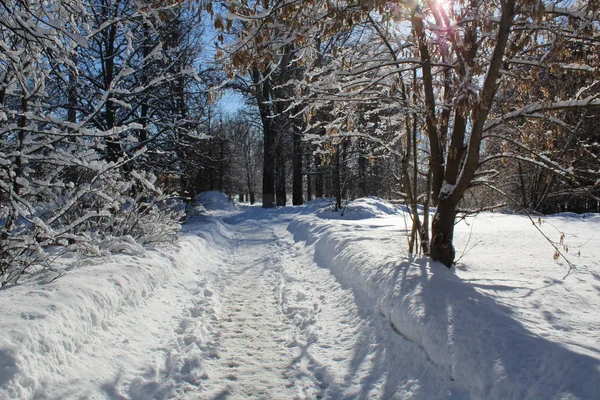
[306,151,312,201]
[315,154,323,198]
[334,144,341,211]
[275,132,286,206]
[341,140,348,201]
[246,161,255,205]
[292,130,303,205]
[139,24,151,145]
[218,139,225,191]
[416,1,516,267]
[358,151,367,198]
[104,23,120,163]
[262,125,276,208]
[430,198,457,268]
[252,68,276,208]
[420,169,432,255]
[401,110,419,254]
[14,96,27,196]
[105,102,120,162]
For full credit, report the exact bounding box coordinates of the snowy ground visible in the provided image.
[0,193,599,399]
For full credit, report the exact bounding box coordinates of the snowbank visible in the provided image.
[0,218,234,399]
[345,196,400,217]
[193,191,236,214]
[304,197,400,220]
[289,198,600,400]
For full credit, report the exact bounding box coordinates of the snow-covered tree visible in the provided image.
[0,0,201,285]
[212,0,320,208]
[216,0,600,267]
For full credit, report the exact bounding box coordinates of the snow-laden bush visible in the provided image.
[0,159,183,286]
[0,0,189,286]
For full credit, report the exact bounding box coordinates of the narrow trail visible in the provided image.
[200,222,308,398]
[196,212,413,399]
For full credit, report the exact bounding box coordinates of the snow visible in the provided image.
[314,196,400,220]
[290,200,600,399]
[1,195,599,399]
[440,182,456,198]
[192,191,237,216]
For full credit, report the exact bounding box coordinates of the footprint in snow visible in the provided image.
[225,373,238,381]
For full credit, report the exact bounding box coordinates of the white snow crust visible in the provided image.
[193,192,237,214]
[290,199,600,399]
[0,195,598,399]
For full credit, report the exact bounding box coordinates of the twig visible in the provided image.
[454,215,479,265]
[484,183,577,278]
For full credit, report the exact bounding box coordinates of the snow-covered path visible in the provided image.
[2,203,442,399]
[2,195,598,399]
[198,214,391,399]
[196,210,449,399]
[200,220,303,398]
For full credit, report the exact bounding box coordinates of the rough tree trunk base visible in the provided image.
[430,203,457,268]
[262,194,275,209]
[430,236,455,268]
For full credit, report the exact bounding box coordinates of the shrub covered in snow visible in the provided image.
[0,164,183,286]
[0,1,187,286]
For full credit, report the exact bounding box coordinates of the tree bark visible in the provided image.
[305,151,312,201]
[252,68,276,208]
[218,138,225,191]
[315,154,324,198]
[430,198,457,268]
[292,130,303,205]
[139,23,151,145]
[246,157,255,205]
[104,22,120,163]
[334,144,341,210]
[420,169,432,255]
[275,132,286,206]
[425,0,516,267]
[358,151,367,198]
[67,69,77,126]
[262,125,276,208]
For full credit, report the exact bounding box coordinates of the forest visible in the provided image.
[1,0,599,283]
[1,2,600,399]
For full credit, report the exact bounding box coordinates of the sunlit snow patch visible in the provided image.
[288,196,600,399]
[313,196,400,220]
